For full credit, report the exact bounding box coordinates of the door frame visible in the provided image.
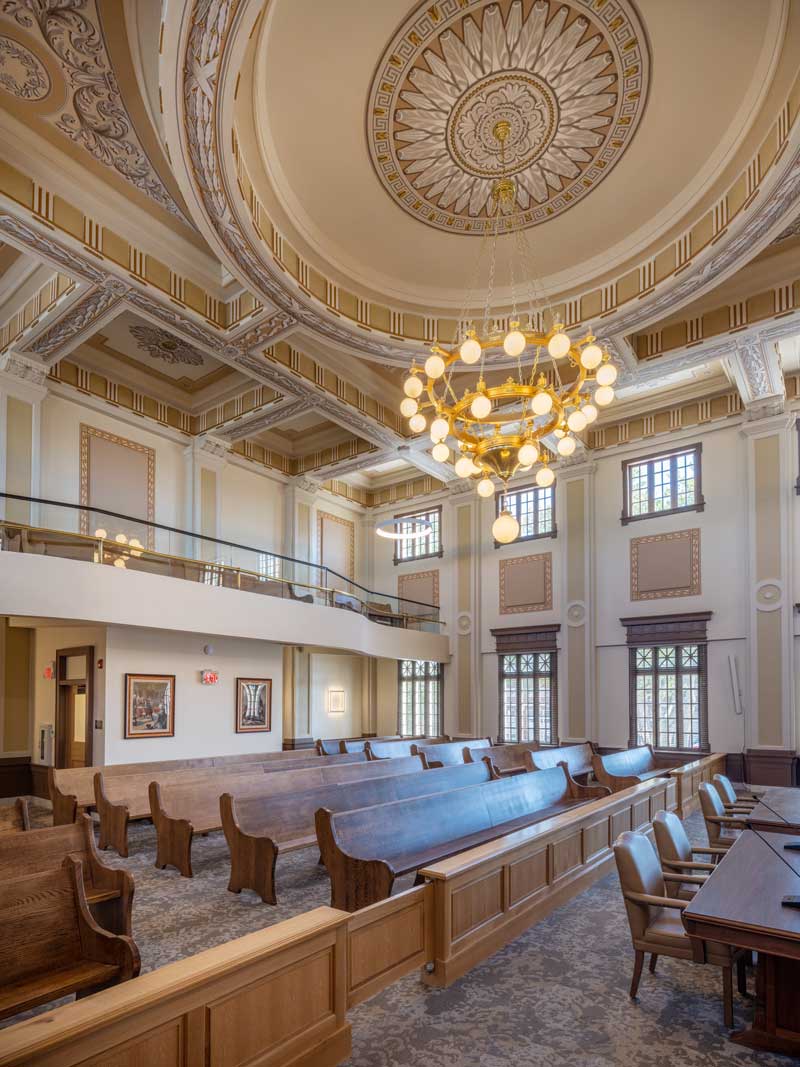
[55,645,94,769]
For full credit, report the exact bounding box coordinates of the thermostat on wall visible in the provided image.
[200,670,219,685]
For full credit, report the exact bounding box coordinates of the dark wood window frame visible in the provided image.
[392,504,443,565]
[491,626,560,746]
[494,483,557,548]
[397,659,443,737]
[621,612,711,754]
[621,442,704,525]
[54,645,94,769]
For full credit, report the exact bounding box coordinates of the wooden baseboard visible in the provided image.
[0,756,31,798]
[30,762,50,800]
[282,737,316,751]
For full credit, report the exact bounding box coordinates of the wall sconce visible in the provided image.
[327,689,346,715]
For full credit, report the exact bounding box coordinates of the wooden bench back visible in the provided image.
[0,798,29,833]
[596,745,655,779]
[317,754,423,784]
[336,735,401,754]
[156,755,427,827]
[414,738,490,767]
[97,764,286,817]
[230,761,494,841]
[527,743,595,778]
[52,749,318,808]
[366,736,449,760]
[0,864,83,985]
[475,743,538,772]
[326,765,571,861]
[0,820,98,889]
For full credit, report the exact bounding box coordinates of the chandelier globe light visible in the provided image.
[396,120,619,543]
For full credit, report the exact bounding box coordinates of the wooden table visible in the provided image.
[683,829,800,1055]
[746,786,800,835]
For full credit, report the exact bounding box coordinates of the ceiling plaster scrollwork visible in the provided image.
[129,323,205,367]
[367,0,649,234]
[1,0,186,221]
[0,33,49,99]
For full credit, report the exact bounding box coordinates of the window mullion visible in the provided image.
[670,455,678,510]
[652,665,659,748]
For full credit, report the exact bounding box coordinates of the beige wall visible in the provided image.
[309,651,364,740]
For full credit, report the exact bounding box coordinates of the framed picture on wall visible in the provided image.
[124,674,175,738]
[236,677,272,733]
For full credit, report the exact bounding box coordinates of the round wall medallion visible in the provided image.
[367,0,649,234]
[456,611,473,635]
[0,36,50,101]
[755,580,783,611]
[566,600,586,626]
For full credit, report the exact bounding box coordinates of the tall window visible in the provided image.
[622,444,703,523]
[393,506,442,564]
[496,485,555,544]
[398,659,442,736]
[629,643,708,751]
[499,651,558,744]
[258,552,281,580]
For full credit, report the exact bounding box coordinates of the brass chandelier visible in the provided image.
[397,121,618,543]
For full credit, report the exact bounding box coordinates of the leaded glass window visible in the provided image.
[398,659,442,736]
[499,651,557,744]
[496,485,555,543]
[630,643,706,750]
[623,446,702,521]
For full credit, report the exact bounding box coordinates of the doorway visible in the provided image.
[55,646,94,769]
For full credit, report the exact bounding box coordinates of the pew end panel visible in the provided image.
[418,777,678,989]
[64,855,141,986]
[220,792,279,905]
[149,782,195,878]
[50,768,79,825]
[93,772,133,857]
[559,762,611,800]
[0,907,352,1067]
[0,797,30,833]
[78,814,136,937]
[315,807,396,913]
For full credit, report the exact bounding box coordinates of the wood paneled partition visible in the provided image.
[667,752,727,818]
[418,777,677,988]
[0,908,351,1067]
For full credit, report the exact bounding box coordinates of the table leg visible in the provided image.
[732,953,800,1055]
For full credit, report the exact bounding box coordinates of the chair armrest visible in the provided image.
[626,891,688,910]
[663,871,708,886]
[663,859,715,872]
[692,845,728,856]
[724,802,756,812]
[704,814,748,827]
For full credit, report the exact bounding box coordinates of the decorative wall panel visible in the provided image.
[79,424,155,547]
[398,569,439,609]
[630,528,700,601]
[499,553,552,614]
[317,510,355,581]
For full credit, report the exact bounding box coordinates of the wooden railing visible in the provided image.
[0,776,678,1064]
[667,753,727,818]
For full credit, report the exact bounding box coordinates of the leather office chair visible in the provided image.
[614,830,745,1026]
[653,810,727,883]
[712,773,758,813]
[698,782,748,851]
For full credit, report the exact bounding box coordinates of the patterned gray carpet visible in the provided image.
[3,806,794,1065]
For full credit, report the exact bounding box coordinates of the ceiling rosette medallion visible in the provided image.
[367,0,649,234]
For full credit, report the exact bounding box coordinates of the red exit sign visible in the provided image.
[200,670,219,685]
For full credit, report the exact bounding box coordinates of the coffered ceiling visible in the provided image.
[0,0,799,505]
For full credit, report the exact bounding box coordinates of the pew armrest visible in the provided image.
[626,891,688,910]
[559,761,610,798]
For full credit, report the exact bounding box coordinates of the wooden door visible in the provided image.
[55,646,94,769]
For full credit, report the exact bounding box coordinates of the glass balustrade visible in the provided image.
[0,492,441,632]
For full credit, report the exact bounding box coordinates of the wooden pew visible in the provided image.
[467,742,539,776]
[150,755,427,877]
[50,748,315,824]
[592,744,677,792]
[94,751,369,856]
[317,765,608,911]
[413,737,491,768]
[366,736,451,760]
[0,856,139,1022]
[222,761,495,904]
[525,742,598,784]
[0,797,30,833]
[0,815,133,936]
[319,734,402,755]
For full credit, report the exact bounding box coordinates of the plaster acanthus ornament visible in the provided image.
[216,397,315,441]
[230,310,297,348]
[0,33,49,99]
[0,349,48,386]
[194,433,230,459]
[367,0,649,234]
[129,324,205,367]
[1,0,186,221]
[24,282,126,359]
[292,474,322,494]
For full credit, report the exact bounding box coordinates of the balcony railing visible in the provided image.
[0,493,442,632]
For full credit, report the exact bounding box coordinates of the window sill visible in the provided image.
[393,549,444,566]
[493,528,557,549]
[620,500,705,526]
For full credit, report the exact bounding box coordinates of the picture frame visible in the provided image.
[124,673,175,738]
[236,677,272,733]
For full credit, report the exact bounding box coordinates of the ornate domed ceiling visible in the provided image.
[366,0,649,235]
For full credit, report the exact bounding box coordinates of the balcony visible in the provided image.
[0,494,448,661]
